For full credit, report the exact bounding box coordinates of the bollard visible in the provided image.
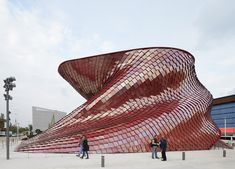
[223,150,226,157]
[182,151,185,160]
[101,155,105,167]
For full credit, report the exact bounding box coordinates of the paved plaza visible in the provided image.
[0,139,234,169]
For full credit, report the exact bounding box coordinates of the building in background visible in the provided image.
[211,95,235,137]
[32,106,66,132]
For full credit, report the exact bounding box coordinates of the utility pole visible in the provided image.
[3,77,16,160]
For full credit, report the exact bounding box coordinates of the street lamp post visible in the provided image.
[3,77,16,160]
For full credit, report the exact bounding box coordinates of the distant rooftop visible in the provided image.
[213,95,235,106]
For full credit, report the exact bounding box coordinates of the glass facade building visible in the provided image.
[211,95,235,136]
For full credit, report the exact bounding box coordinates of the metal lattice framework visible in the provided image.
[16,47,220,153]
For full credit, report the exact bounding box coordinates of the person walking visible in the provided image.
[150,138,159,159]
[81,135,89,159]
[160,136,167,161]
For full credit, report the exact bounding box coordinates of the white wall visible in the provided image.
[32,106,66,132]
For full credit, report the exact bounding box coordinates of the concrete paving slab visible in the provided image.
[0,142,234,169]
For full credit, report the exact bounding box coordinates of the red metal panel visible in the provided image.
[16,47,220,153]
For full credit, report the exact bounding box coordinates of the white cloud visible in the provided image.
[0,0,116,127]
[66,33,115,57]
[195,0,235,49]
[193,0,235,98]
[195,42,235,98]
[0,1,73,127]
[1,0,234,127]
[227,89,235,96]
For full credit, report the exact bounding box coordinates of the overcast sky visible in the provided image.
[0,0,235,127]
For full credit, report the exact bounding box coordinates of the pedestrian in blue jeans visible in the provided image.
[150,138,159,159]
[76,135,85,157]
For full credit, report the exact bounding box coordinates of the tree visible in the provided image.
[28,124,33,138]
[35,129,42,135]
[19,127,28,135]
[28,124,33,133]
[0,113,5,131]
[9,124,17,134]
[0,113,4,120]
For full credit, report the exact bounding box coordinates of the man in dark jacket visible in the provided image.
[160,137,167,161]
[81,135,89,159]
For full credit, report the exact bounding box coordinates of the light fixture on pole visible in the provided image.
[3,77,16,160]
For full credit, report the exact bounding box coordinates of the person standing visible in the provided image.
[160,136,167,161]
[150,138,159,159]
[76,135,85,157]
[81,135,89,159]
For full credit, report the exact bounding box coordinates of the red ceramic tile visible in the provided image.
[16,47,220,153]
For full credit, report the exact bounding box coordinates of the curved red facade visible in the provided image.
[16,47,220,153]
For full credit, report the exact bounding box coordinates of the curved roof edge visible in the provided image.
[58,46,195,72]
[213,94,235,106]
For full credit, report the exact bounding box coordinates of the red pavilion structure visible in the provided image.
[16,47,220,153]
